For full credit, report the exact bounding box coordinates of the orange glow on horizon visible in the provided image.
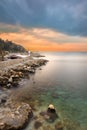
[0,25,87,52]
[25,43,87,52]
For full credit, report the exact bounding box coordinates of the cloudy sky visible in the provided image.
[0,0,87,51]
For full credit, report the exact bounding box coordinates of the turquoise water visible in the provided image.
[12,52,87,130]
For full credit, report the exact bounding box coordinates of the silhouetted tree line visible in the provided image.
[0,38,26,61]
[0,38,26,52]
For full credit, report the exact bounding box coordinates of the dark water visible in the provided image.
[11,52,87,130]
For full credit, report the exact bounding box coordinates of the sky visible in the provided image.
[0,0,87,51]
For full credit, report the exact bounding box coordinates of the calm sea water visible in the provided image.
[12,52,87,130]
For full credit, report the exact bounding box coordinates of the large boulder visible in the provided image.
[0,102,33,130]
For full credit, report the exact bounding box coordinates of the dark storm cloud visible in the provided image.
[0,0,87,36]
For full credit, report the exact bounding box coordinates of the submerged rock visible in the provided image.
[34,121,42,129]
[52,93,59,99]
[40,104,58,123]
[43,125,55,130]
[55,121,64,130]
[63,118,80,130]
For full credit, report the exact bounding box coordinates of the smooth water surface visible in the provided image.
[11,52,87,130]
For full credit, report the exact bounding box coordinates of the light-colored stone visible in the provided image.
[48,104,55,109]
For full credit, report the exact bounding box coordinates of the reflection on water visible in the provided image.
[11,52,87,130]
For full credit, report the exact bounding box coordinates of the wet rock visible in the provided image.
[8,76,13,83]
[12,81,19,87]
[63,118,80,130]
[29,68,35,73]
[0,76,8,86]
[46,113,58,123]
[7,83,12,89]
[34,121,42,129]
[55,121,64,130]
[18,72,24,78]
[43,125,54,130]
[0,102,33,130]
[12,75,20,82]
[40,111,47,116]
[0,76,4,81]
[52,93,59,99]
[13,66,23,72]
[37,59,48,66]
[47,104,56,113]
[40,104,58,123]
[0,94,7,104]
[33,115,38,120]
[0,58,48,89]
[1,98,7,104]
[9,69,16,75]
[3,76,8,83]
[46,104,58,122]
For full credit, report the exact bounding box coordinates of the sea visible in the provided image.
[11,52,87,130]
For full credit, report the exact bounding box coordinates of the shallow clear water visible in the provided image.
[11,52,87,130]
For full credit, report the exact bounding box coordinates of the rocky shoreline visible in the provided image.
[0,56,48,130]
[0,58,48,89]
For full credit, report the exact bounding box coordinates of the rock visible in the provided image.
[0,123,5,130]
[30,63,39,67]
[8,77,13,83]
[37,59,48,66]
[55,121,64,130]
[0,94,7,104]
[34,121,42,129]
[46,104,58,122]
[7,83,12,89]
[0,58,48,89]
[3,76,8,82]
[52,93,59,99]
[21,68,29,73]
[0,76,4,81]
[0,102,33,130]
[23,65,27,68]
[43,125,54,130]
[9,69,16,75]
[0,76,8,86]
[29,68,35,73]
[18,72,23,78]
[44,114,50,120]
[40,111,47,116]
[1,98,7,104]
[40,104,58,123]
[12,75,20,81]
[63,118,80,130]
[12,81,19,87]
[33,115,39,120]
[47,104,56,113]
